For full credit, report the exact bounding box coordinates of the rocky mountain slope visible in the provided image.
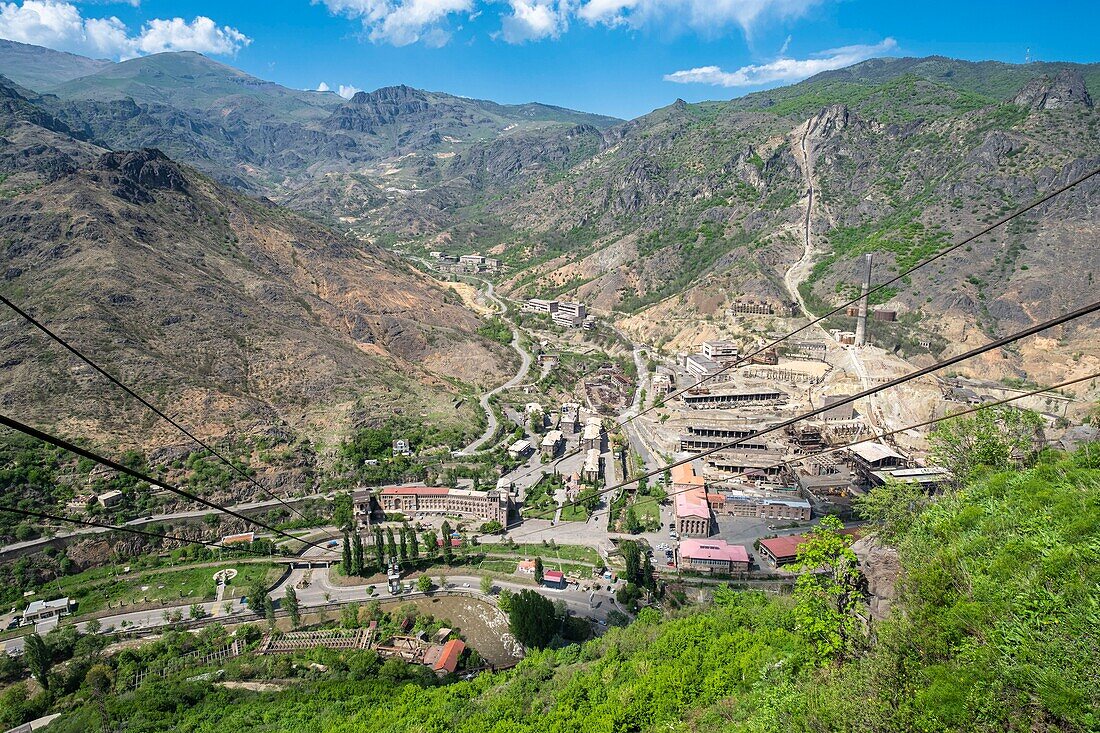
[0,77,513,454]
[0,39,112,91]
[3,44,1098,386]
[423,58,1098,386]
[0,46,619,198]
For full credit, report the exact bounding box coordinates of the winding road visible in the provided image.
[456,279,533,455]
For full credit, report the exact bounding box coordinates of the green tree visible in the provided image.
[352,531,366,575]
[534,556,544,584]
[417,575,432,593]
[399,523,410,562]
[441,521,454,564]
[341,601,361,628]
[930,406,1044,486]
[791,516,865,663]
[508,589,555,649]
[85,663,114,732]
[342,532,353,573]
[855,479,931,542]
[284,586,300,628]
[333,492,354,530]
[23,634,50,691]
[407,526,420,561]
[576,487,601,512]
[620,540,642,585]
[623,506,641,534]
[189,603,206,620]
[247,580,270,619]
[372,527,385,568]
[386,527,398,561]
[480,575,493,595]
[424,531,438,558]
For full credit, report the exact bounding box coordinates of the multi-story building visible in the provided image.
[682,387,786,409]
[582,449,602,483]
[678,539,750,573]
[553,301,587,329]
[651,372,673,397]
[369,486,511,525]
[21,597,72,626]
[700,341,739,361]
[717,491,811,521]
[704,450,787,479]
[540,430,564,457]
[523,298,558,314]
[672,462,711,537]
[582,417,602,451]
[678,421,776,452]
[684,354,728,384]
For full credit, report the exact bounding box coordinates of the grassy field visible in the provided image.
[559,504,591,522]
[59,562,277,615]
[632,495,662,530]
[475,559,519,574]
[498,544,598,564]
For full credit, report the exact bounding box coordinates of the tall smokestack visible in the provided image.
[855,253,872,347]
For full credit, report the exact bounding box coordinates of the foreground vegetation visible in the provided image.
[18,442,1096,732]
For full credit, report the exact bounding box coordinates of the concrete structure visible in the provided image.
[848,442,908,483]
[671,462,711,537]
[582,418,602,451]
[96,490,124,508]
[508,439,534,459]
[371,486,510,524]
[684,354,728,384]
[22,597,72,626]
[718,491,811,521]
[782,340,828,362]
[758,528,860,566]
[678,539,750,573]
[523,298,558,314]
[221,532,255,546]
[855,253,872,347]
[552,301,587,329]
[869,466,950,490]
[560,403,581,433]
[873,310,896,322]
[729,299,775,316]
[651,372,673,397]
[678,421,777,453]
[582,449,602,483]
[705,450,787,479]
[700,341,739,361]
[392,439,412,456]
[821,395,857,421]
[540,430,564,457]
[682,387,786,409]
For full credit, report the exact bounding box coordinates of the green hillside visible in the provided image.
[36,446,1100,733]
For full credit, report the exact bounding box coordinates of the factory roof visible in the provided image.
[848,442,905,464]
[679,539,749,564]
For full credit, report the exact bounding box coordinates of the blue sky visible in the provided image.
[1,0,1097,118]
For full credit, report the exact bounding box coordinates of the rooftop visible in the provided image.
[848,442,906,463]
[380,486,451,496]
[431,639,465,674]
[679,539,749,564]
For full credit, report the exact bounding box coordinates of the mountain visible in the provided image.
[0,39,112,91]
[22,51,618,195]
[392,57,1097,387]
[0,77,513,462]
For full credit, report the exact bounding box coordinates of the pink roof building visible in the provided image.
[678,539,750,573]
[543,570,565,586]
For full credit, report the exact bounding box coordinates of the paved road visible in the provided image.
[457,280,533,455]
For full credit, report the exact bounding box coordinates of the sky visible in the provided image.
[0,0,1097,119]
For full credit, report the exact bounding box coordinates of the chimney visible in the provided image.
[854,253,872,347]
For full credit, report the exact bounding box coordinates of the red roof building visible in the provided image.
[542,570,565,587]
[431,639,465,675]
[758,528,860,566]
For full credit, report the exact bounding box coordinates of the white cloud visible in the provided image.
[316,81,331,91]
[664,37,897,88]
[133,16,251,55]
[338,84,361,98]
[0,1,250,60]
[500,0,570,44]
[318,0,820,46]
[578,0,820,36]
[319,0,472,46]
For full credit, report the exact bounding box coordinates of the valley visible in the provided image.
[0,35,1097,733]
